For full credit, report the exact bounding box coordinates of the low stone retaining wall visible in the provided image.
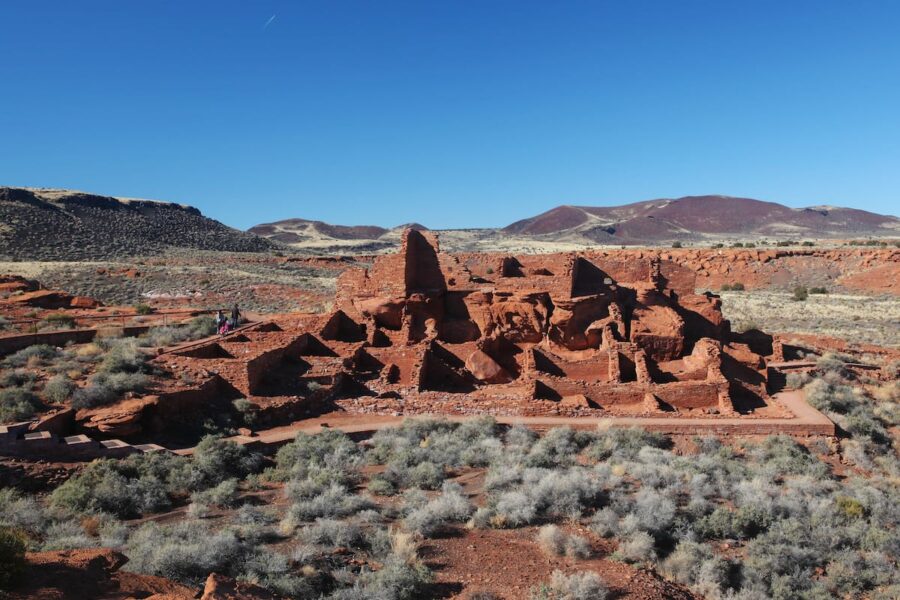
[0,326,153,358]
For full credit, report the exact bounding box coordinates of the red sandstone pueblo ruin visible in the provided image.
[150,229,808,433]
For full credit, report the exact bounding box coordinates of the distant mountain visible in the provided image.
[249,218,428,246]
[0,187,275,261]
[504,195,899,242]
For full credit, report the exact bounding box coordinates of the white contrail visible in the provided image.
[263,14,276,30]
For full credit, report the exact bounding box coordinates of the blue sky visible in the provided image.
[1,1,898,230]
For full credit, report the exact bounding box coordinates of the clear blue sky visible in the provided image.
[1,1,898,230]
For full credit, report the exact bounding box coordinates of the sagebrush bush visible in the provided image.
[535,524,591,558]
[283,482,372,528]
[662,541,730,598]
[2,344,59,368]
[70,382,117,409]
[97,338,151,375]
[403,482,473,537]
[0,387,42,422]
[138,316,217,348]
[300,518,366,549]
[615,530,656,563]
[586,426,670,461]
[50,437,260,518]
[0,369,37,388]
[190,478,239,508]
[530,570,608,600]
[43,374,75,403]
[272,428,363,484]
[368,417,499,491]
[334,555,433,600]
[0,526,27,590]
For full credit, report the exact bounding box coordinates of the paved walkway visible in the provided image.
[175,389,834,455]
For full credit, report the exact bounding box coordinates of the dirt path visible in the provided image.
[175,390,833,456]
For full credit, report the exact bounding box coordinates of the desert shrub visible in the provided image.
[283,482,372,527]
[485,465,605,527]
[491,490,536,527]
[785,372,811,388]
[791,285,809,301]
[335,555,433,600]
[586,426,670,462]
[662,540,730,598]
[524,427,593,468]
[134,303,154,315]
[535,524,591,559]
[730,282,745,291]
[40,520,95,551]
[615,530,656,563]
[72,343,104,362]
[70,370,149,409]
[127,519,310,595]
[180,435,263,489]
[300,518,366,549]
[0,387,42,422]
[631,487,676,533]
[124,520,240,585]
[0,490,51,537]
[749,435,829,478]
[589,507,619,537]
[2,344,59,368]
[190,478,239,508]
[0,526,27,590]
[694,504,774,540]
[50,457,173,517]
[672,241,683,248]
[530,570,608,600]
[138,316,217,348]
[368,417,500,490]
[43,313,76,329]
[272,428,363,484]
[51,439,259,518]
[70,382,117,409]
[505,424,539,452]
[740,518,830,598]
[232,397,257,425]
[0,369,37,388]
[808,286,828,294]
[403,482,473,537]
[43,374,75,403]
[367,475,397,496]
[97,338,151,375]
[98,370,150,393]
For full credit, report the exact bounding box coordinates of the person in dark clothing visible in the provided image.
[231,304,241,329]
[215,310,227,335]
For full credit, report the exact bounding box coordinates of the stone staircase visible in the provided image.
[0,422,167,461]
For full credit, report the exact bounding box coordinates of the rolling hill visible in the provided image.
[0,187,275,261]
[504,195,899,243]
[252,195,898,251]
